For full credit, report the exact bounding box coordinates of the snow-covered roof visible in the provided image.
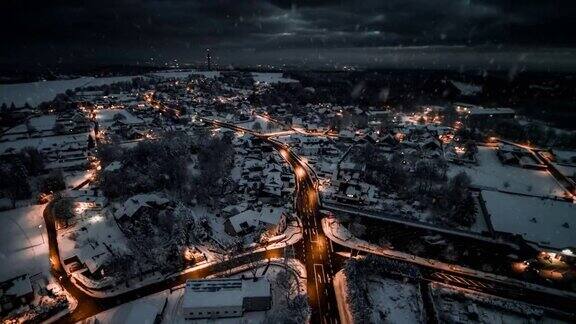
[228,207,284,233]
[78,242,109,273]
[482,190,576,250]
[468,107,515,115]
[0,132,89,155]
[183,278,270,309]
[115,193,169,219]
[104,161,123,172]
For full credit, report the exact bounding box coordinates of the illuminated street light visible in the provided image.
[295,166,306,178]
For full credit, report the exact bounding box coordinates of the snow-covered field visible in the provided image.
[366,276,425,323]
[252,72,298,84]
[0,204,50,281]
[63,170,93,189]
[448,146,566,197]
[0,76,137,107]
[0,132,90,155]
[450,80,482,95]
[430,282,571,323]
[482,190,576,250]
[2,115,57,137]
[0,71,296,108]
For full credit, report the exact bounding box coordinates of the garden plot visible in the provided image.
[0,204,49,281]
[482,190,576,250]
[366,276,425,323]
[448,146,566,197]
[430,282,572,323]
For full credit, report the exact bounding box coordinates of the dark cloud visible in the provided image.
[1,0,575,68]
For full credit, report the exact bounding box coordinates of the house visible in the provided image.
[65,189,108,209]
[335,161,366,183]
[333,182,378,205]
[464,106,515,128]
[262,165,284,197]
[115,193,170,221]
[224,207,287,236]
[182,278,271,320]
[0,274,34,315]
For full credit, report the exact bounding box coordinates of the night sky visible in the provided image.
[2,0,575,70]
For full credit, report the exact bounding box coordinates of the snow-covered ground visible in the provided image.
[2,115,57,138]
[83,261,307,324]
[252,72,298,84]
[448,146,566,197]
[365,276,425,323]
[58,209,130,271]
[0,76,138,107]
[95,108,145,127]
[430,282,572,323]
[450,80,482,95]
[0,132,90,155]
[79,290,168,324]
[235,115,283,133]
[482,190,576,250]
[63,170,93,189]
[0,204,49,281]
[0,71,296,108]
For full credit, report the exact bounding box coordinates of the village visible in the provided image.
[1,69,576,323]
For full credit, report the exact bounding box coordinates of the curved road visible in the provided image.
[43,120,324,323]
[44,196,283,322]
[45,118,576,323]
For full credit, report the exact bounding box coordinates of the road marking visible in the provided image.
[313,264,325,317]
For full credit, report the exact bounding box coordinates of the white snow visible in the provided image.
[182,277,270,309]
[63,170,93,189]
[4,115,57,135]
[450,80,482,96]
[0,132,90,155]
[448,146,566,197]
[0,76,137,107]
[482,190,576,250]
[251,72,298,84]
[80,290,167,324]
[151,70,221,79]
[228,207,284,234]
[95,108,145,127]
[235,115,282,132]
[365,276,425,324]
[58,210,130,271]
[430,282,571,323]
[84,262,305,324]
[0,204,50,281]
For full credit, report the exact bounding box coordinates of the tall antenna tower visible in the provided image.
[206,49,212,71]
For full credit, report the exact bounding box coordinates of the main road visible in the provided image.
[44,203,284,322]
[43,119,335,323]
[46,118,576,323]
[210,119,342,324]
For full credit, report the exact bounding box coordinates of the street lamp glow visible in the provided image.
[295,166,306,178]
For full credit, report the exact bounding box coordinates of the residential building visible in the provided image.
[182,278,271,320]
